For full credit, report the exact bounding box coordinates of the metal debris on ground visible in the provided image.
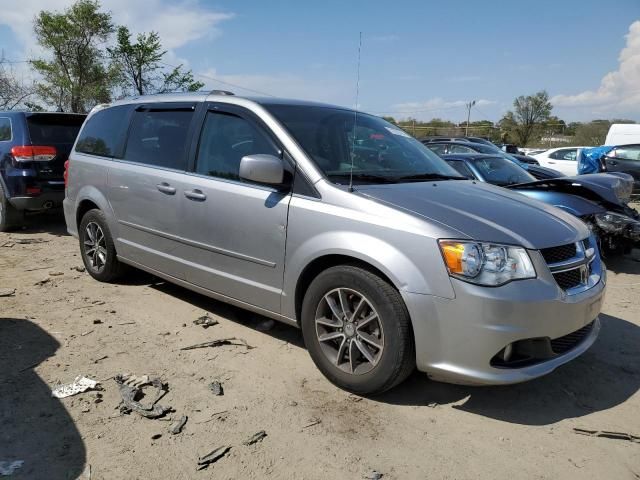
[115,374,171,419]
[51,376,100,398]
[364,470,383,480]
[208,381,224,396]
[0,460,24,476]
[180,337,254,351]
[197,446,231,470]
[169,415,188,435]
[242,430,267,446]
[193,313,218,328]
[0,288,15,297]
[255,319,275,332]
[573,428,640,443]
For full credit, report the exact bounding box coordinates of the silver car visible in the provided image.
[63,92,605,394]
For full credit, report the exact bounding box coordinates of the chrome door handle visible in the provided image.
[184,189,207,201]
[156,182,176,194]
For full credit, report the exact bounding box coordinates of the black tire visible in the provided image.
[0,182,24,232]
[79,209,125,282]
[301,265,415,395]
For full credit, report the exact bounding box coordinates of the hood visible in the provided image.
[510,173,634,208]
[356,180,589,249]
[511,190,605,217]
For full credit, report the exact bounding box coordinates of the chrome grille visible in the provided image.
[543,239,597,294]
[541,243,577,264]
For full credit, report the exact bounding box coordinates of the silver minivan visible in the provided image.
[64,92,606,394]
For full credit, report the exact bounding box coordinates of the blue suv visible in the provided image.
[0,112,86,230]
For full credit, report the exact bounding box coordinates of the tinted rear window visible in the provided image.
[123,108,194,170]
[0,117,11,141]
[76,106,132,157]
[27,114,85,144]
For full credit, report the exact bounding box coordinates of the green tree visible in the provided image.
[31,0,115,113]
[500,91,553,146]
[109,26,204,96]
[0,55,34,109]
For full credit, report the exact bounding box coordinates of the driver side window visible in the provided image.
[195,111,279,181]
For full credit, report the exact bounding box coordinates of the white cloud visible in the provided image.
[0,0,233,58]
[387,98,495,120]
[552,20,640,118]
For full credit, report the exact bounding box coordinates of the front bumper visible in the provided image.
[404,253,606,385]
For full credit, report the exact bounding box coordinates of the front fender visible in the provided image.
[281,230,454,320]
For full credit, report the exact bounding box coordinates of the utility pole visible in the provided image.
[465,100,476,136]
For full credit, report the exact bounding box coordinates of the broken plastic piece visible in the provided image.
[197,446,231,470]
[169,415,188,435]
[243,431,267,446]
[180,337,254,351]
[193,313,218,328]
[0,460,24,476]
[208,381,224,396]
[114,374,171,419]
[51,376,100,398]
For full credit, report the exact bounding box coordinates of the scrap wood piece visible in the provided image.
[242,430,267,446]
[114,374,171,419]
[169,415,188,435]
[180,337,254,351]
[197,446,231,470]
[573,428,640,443]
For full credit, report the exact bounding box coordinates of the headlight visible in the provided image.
[438,240,536,286]
[594,211,633,233]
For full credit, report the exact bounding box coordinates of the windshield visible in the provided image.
[265,104,463,184]
[470,156,535,185]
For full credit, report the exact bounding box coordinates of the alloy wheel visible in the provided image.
[314,288,384,375]
[84,221,107,272]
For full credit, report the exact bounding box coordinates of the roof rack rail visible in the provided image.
[209,90,234,96]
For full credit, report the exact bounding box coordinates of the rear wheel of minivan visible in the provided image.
[301,265,415,395]
[0,183,24,232]
[79,209,125,282]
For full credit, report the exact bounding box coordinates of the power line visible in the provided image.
[158,61,276,97]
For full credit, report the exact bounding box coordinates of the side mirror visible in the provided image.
[239,154,285,185]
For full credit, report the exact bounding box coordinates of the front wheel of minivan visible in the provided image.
[79,209,125,282]
[301,265,415,395]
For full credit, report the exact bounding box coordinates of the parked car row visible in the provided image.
[6,95,637,393]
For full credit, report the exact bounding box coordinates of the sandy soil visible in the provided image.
[1,212,639,480]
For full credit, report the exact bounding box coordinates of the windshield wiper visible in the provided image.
[327,173,398,184]
[396,173,466,181]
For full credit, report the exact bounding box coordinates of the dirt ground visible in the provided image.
[1,212,639,480]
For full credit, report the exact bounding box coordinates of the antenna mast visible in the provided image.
[348,32,363,193]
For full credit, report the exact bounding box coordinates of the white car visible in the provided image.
[532,146,592,176]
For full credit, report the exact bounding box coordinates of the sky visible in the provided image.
[0,0,639,122]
